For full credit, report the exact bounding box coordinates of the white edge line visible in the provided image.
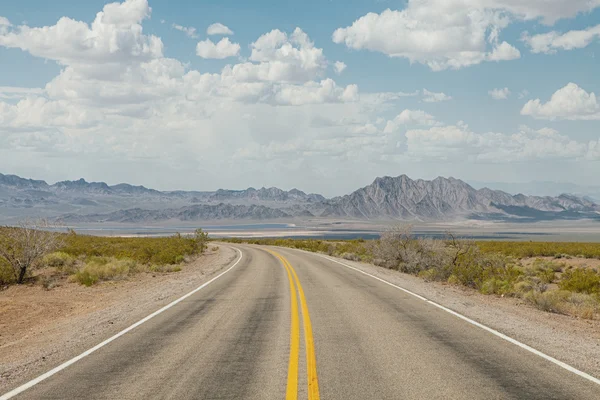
[312,252,600,387]
[0,247,244,400]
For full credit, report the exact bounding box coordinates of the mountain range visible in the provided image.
[1,172,598,223]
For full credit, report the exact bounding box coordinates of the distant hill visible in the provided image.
[1,172,598,223]
[320,175,599,222]
[468,180,600,202]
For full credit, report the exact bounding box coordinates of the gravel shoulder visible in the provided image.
[285,247,600,379]
[0,244,238,393]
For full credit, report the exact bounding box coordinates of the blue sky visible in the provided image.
[0,0,599,196]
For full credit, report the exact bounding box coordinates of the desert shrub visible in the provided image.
[514,280,535,295]
[532,258,564,272]
[0,258,14,285]
[150,264,182,273]
[60,233,202,265]
[74,270,99,287]
[73,257,137,286]
[0,220,63,283]
[525,290,599,319]
[480,277,515,295]
[341,253,359,261]
[475,241,600,259]
[447,250,521,292]
[211,246,219,251]
[522,259,561,284]
[44,251,77,271]
[559,268,600,294]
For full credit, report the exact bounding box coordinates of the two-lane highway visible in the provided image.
[3,244,600,399]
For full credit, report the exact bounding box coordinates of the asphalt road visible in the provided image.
[4,244,600,399]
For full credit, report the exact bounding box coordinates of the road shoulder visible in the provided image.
[0,245,238,393]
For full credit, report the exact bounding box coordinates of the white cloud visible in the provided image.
[384,109,440,133]
[522,24,600,54]
[172,23,198,38]
[1,0,597,195]
[422,89,452,103]
[487,41,521,61]
[518,89,529,99]
[0,96,103,130]
[196,38,240,59]
[489,0,600,25]
[406,123,600,162]
[249,28,325,70]
[521,83,600,120]
[0,16,10,35]
[333,61,347,75]
[331,2,530,71]
[0,86,44,99]
[219,28,327,84]
[489,87,510,100]
[273,79,358,106]
[207,23,233,36]
[0,0,162,66]
[395,110,439,125]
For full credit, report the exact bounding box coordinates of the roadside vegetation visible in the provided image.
[0,223,209,288]
[223,228,600,320]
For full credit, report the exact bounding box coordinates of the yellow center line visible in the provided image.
[287,258,320,400]
[267,249,320,400]
[283,255,301,400]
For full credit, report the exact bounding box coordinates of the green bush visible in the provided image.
[59,234,202,265]
[43,251,76,268]
[559,268,600,294]
[0,258,14,285]
[72,258,137,286]
[475,241,600,259]
[525,290,599,319]
[74,270,99,287]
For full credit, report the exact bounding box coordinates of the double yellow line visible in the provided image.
[267,250,320,400]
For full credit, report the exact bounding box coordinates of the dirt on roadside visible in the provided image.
[0,245,238,393]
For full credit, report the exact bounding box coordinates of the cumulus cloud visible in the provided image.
[249,28,325,69]
[0,0,162,66]
[384,109,441,133]
[0,16,10,35]
[422,89,452,103]
[396,110,439,125]
[487,41,521,61]
[331,1,530,71]
[489,87,510,100]
[406,123,600,162]
[0,86,44,99]
[273,79,358,106]
[489,0,600,25]
[521,83,600,120]
[172,23,198,38]
[333,61,347,75]
[521,24,600,54]
[196,37,240,59]
[218,28,328,84]
[207,22,233,36]
[1,0,596,194]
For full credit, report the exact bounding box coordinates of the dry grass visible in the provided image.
[0,229,209,287]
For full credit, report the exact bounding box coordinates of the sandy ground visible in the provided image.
[0,245,238,393]
[304,250,600,379]
[520,256,600,269]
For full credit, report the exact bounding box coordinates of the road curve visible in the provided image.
[3,244,600,399]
